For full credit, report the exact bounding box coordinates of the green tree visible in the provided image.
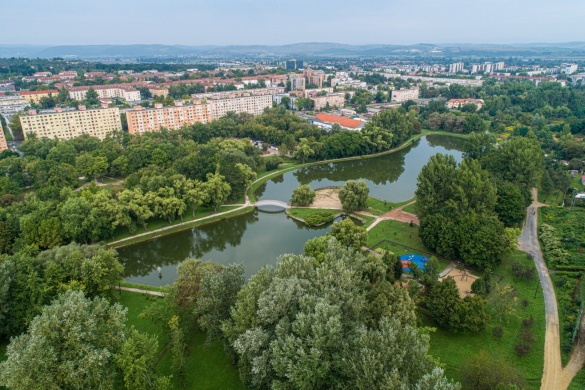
[338,180,369,212]
[490,283,518,323]
[461,351,523,390]
[291,184,316,206]
[223,239,455,389]
[85,87,100,105]
[329,217,368,251]
[115,328,171,390]
[204,170,231,211]
[292,138,315,163]
[196,264,245,343]
[9,112,23,140]
[495,181,526,226]
[0,290,126,390]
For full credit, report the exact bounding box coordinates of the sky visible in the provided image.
[1,0,584,46]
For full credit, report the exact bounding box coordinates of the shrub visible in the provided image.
[521,315,534,329]
[492,326,503,338]
[514,341,532,356]
[304,211,335,226]
[519,328,535,343]
[512,262,535,281]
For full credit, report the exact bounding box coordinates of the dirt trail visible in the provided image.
[519,189,584,389]
[380,200,419,225]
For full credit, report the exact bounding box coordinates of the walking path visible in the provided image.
[518,188,584,390]
[364,201,419,232]
[116,286,164,297]
[109,200,252,247]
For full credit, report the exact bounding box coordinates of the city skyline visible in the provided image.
[1,0,584,46]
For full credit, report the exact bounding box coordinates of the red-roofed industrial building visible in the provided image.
[312,113,365,130]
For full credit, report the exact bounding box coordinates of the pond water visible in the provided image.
[119,134,465,286]
[256,134,466,203]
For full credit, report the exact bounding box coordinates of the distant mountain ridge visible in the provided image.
[1,42,585,59]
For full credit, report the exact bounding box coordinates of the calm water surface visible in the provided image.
[119,134,465,285]
[257,134,465,202]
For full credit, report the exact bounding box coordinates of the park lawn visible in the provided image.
[356,213,376,229]
[402,201,418,215]
[115,290,247,390]
[108,205,242,243]
[423,250,545,389]
[366,197,393,216]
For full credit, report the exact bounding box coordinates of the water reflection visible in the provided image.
[120,210,335,286]
[119,134,466,286]
[258,135,465,203]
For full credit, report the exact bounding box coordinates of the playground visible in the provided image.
[440,267,479,298]
[400,254,428,273]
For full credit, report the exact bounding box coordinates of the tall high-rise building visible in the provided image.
[449,62,465,73]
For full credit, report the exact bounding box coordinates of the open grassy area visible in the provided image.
[368,219,428,255]
[423,250,545,389]
[109,206,253,248]
[402,201,418,215]
[366,197,394,216]
[115,290,246,389]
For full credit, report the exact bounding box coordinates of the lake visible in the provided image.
[119,134,465,285]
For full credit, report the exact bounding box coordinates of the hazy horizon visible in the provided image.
[1,0,584,46]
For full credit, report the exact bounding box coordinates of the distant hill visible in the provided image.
[1,42,585,59]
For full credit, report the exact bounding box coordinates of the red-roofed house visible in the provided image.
[312,113,365,130]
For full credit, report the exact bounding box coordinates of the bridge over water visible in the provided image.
[255,200,291,210]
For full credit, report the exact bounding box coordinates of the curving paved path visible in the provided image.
[518,189,585,389]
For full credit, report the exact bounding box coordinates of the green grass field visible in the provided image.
[115,290,247,389]
[366,197,393,216]
[368,219,429,256]
[424,250,545,389]
[401,201,418,215]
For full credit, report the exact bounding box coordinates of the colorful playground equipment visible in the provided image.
[400,254,428,273]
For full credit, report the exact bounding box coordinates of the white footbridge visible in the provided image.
[255,200,291,209]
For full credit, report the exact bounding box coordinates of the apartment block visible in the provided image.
[391,88,420,102]
[311,93,346,110]
[208,94,273,118]
[0,95,28,115]
[192,87,284,101]
[20,106,122,140]
[126,101,213,134]
[289,74,306,90]
[68,84,141,102]
[18,89,59,104]
[562,63,578,74]
[449,62,465,73]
